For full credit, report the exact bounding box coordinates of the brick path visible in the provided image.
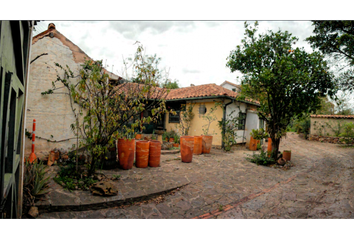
[37,133,354,219]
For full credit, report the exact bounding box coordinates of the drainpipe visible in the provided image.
[222,100,234,149]
[242,107,248,144]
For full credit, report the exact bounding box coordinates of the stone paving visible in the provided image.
[37,133,354,219]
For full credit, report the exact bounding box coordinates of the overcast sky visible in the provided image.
[33,21,316,87]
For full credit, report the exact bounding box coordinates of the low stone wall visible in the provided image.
[308,134,353,144]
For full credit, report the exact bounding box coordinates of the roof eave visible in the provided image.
[166,95,260,106]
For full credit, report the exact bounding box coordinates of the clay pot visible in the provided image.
[136,141,150,168]
[180,136,194,163]
[135,134,142,140]
[267,138,272,156]
[193,136,203,155]
[173,143,179,148]
[118,138,135,170]
[202,135,213,154]
[283,150,291,161]
[169,138,174,143]
[149,140,161,167]
[249,136,258,151]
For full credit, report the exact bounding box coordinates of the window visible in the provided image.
[199,105,207,114]
[238,112,246,130]
[169,111,180,123]
[232,88,236,92]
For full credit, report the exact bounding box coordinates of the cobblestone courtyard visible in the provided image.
[38,133,354,219]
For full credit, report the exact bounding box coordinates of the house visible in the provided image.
[220,80,241,93]
[25,23,121,160]
[164,84,261,147]
[26,23,263,158]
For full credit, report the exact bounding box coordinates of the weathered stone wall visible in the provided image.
[310,117,354,137]
[25,36,83,160]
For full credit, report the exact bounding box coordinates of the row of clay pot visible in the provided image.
[180,135,213,163]
[117,139,161,170]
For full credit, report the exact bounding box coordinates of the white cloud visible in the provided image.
[32,20,320,88]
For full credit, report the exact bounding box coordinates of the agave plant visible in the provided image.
[23,160,50,206]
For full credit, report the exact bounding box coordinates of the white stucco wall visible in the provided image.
[225,101,247,143]
[220,83,240,92]
[25,37,82,159]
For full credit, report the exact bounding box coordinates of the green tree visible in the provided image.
[306,21,354,91]
[316,97,335,115]
[226,22,337,160]
[43,44,169,176]
[161,79,180,89]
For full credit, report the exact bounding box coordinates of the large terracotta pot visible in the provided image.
[149,140,161,167]
[249,136,259,151]
[202,135,213,154]
[267,138,272,157]
[181,136,194,163]
[283,150,291,161]
[118,138,135,170]
[136,141,150,168]
[193,136,203,155]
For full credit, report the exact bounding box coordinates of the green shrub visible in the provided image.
[54,163,97,191]
[23,161,50,208]
[246,149,276,166]
[250,128,268,140]
[339,122,354,144]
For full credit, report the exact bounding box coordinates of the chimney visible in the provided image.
[48,23,56,30]
[190,84,195,87]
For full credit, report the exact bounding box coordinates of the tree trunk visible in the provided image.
[271,137,280,160]
[88,152,98,176]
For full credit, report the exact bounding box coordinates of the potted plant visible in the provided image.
[283,150,291,161]
[169,130,176,143]
[162,131,169,142]
[173,135,180,148]
[250,128,268,151]
[135,131,142,140]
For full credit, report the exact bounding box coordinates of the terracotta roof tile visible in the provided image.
[166,83,259,105]
[310,114,354,119]
[112,82,259,105]
[166,84,238,100]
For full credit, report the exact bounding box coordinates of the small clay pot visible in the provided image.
[135,134,142,140]
[173,143,179,148]
[169,138,174,143]
[283,150,291,161]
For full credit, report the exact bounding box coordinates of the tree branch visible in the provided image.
[30,53,48,64]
